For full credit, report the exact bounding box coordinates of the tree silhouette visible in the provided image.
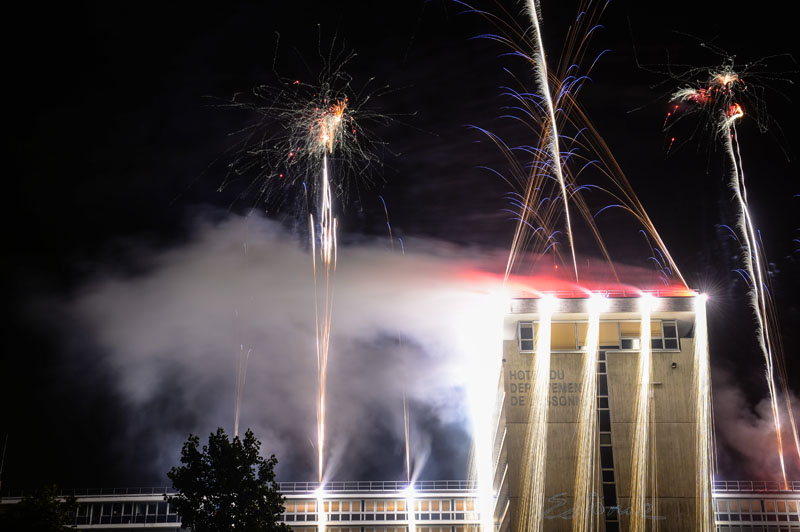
[166,428,291,532]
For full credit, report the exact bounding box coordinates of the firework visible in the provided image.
[667,52,800,488]
[234,344,252,438]
[451,3,697,532]
[311,150,337,492]
[694,294,715,532]
[403,394,412,484]
[221,39,390,515]
[219,41,389,218]
[461,289,508,532]
[629,294,653,532]
[403,396,417,532]
[457,3,691,530]
[405,484,417,532]
[572,294,603,532]
[524,0,579,282]
[515,295,554,532]
[457,0,686,288]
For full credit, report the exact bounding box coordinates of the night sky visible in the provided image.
[3,1,799,491]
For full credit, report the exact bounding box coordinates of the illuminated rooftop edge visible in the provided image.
[510,294,699,314]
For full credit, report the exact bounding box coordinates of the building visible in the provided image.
[4,293,798,531]
[2,480,799,531]
[492,293,712,531]
[1,481,479,532]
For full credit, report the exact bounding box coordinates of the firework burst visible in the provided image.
[665,48,800,488]
[218,37,390,503]
[456,0,685,289]
[455,2,692,531]
[219,41,389,219]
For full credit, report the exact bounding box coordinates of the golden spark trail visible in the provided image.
[228,58,386,515]
[525,0,579,282]
[316,154,337,481]
[234,345,252,438]
[572,295,602,532]
[516,296,554,532]
[403,394,412,483]
[693,294,715,532]
[733,128,799,470]
[461,1,686,288]
[672,65,799,483]
[405,484,417,532]
[630,295,652,532]
[316,488,327,532]
[311,151,337,532]
[724,121,789,487]
[464,292,508,532]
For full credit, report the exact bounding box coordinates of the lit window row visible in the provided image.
[285,498,476,514]
[71,501,179,526]
[518,320,679,352]
[715,526,800,531]
[715,497,800,525]
[716,498,799,513]
[288,528,480,532]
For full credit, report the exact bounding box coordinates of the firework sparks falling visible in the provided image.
[403,394,412,483]
[405,485,417,532]
[724,121,790,486]
[462,290,508,532]
[630,294,653,532]
[693,294,715,532]
[455,3,694,530]
[219,41,389,217]
[220,40,390,510]
[515,295,555,532]
[234,344,252,438]
[668,54,800,486]
[310,151,338,492]
[316,488,327,532]
[572,294,603,532]
[523,0,578,282]
[457,0,686,288]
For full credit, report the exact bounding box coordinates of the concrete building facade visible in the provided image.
[493,294,709,532]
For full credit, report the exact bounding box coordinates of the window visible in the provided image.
[599,322,620,348]
[662,321,679,350]
[616,320,680,351]
[520,319,683,352]
[620,337,640,350]
[518,321,582,351]
[518,321,534,351]
[551,323,577,350]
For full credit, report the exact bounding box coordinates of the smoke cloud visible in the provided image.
[55,211,506,483]
[43,210,798,484]
[712,369,800,480]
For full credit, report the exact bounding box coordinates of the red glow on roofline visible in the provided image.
[459,269,695,299]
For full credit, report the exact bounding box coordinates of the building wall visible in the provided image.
[2,485,799,530]
[496,297,706,532]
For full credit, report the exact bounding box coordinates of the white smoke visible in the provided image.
[712,369,800,480]
[59,211,501,482]
[47,210,796,484]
